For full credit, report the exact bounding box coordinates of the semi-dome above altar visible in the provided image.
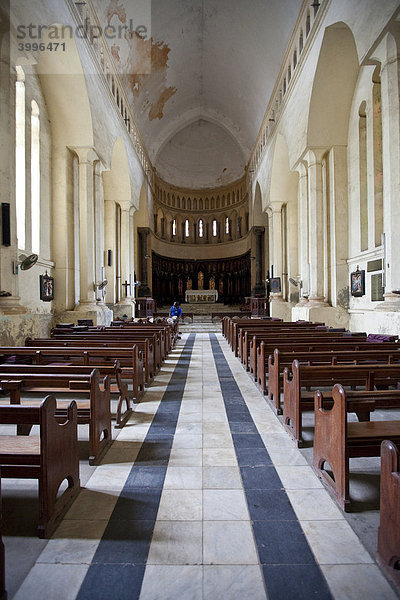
[154,119,246,189]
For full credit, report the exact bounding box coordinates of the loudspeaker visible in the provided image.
[107,249,112,267]
[1,203,10,246]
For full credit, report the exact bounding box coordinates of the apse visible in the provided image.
[155,119,245,189]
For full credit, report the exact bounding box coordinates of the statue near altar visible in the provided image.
[185,290,218,303]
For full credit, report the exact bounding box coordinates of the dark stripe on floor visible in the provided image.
[76,334,196,600]
[209,333,333,600]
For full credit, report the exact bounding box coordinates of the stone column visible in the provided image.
[296,162,309,304]
[94,161,106,303]
[270,203,283,283]
[329,146,349,307]
[137,227,150,297]
[104,198,116,304]
[252,226,265,295]
[118,206,133,306]
[305,149,328,305]
[74,147,97,310]
[372,32,400,305]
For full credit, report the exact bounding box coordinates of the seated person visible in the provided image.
[168,302,182,338]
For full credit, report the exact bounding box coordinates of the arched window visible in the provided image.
[31,100,40,254]
[185,219,189,237]
[172,219,176,236]
[198,219,203,238]
[212,219,217,237]
[15,66,26,249]
[225,217,229,234]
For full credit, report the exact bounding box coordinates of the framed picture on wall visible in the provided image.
[270,277,281,293]
[350,269,365,297]
[40,274,54,301]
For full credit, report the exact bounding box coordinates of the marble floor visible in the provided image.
[2,332,400,599]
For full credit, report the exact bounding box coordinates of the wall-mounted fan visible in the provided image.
[12,253,38,274]
[94,280,108,291]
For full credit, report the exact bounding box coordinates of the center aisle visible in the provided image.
[13,332,398,600]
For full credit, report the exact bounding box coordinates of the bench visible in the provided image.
[257,340,400,400]
[0,369,111,465]
[47,330,163,372]
[26,337,155,384]
[377,439,400,586]
[267,347,400,413]
[313,384,400,510]
[241,324,335,370]
[0,361,133,428]
[0,345,145,408]
[0,396,80,537]
[283,361,400,446]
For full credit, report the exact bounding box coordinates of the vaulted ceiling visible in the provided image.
[103,0,304,188]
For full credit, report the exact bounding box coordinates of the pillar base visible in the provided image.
[270,297,293,321]
[375,292,400,311]
[307,296,330,307]
[113,303,134,320]
[0,295,27,315]
[292,304,349,329]
[61,305,113,326]
[295,296,309,307]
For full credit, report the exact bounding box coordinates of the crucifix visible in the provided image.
[121,280,131,296]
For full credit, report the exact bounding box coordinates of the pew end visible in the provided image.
[377,439,400,587]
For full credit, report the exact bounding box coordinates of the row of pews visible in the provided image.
[223,315,400,588]
[0,318,178,595]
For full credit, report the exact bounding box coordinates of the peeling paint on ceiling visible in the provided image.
[97,0,302,187]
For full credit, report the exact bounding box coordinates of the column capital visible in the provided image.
[71,146,98,164]
[303,147,329,166]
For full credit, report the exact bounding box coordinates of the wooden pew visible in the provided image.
[0,369,111,465]
[0,361,133,428]
[26,337,155,384]
[52,326,171,366]
[377,439,400,586]
[283,361,400,446]
[242,324,336,370]
[267,347,400,412]
[257,340,400,399]
[47,330,163,372]
[0,344,144,402]
[0,396,80,537]
[313,384,400,511]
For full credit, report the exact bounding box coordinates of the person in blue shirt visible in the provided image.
[169,301,182,318]
[169,302,182,338]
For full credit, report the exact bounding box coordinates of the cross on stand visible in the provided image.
[122,280,131,296]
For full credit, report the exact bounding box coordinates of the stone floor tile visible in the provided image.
[147,521,203,565]
[203,521,259,565]
[140,565,203,600]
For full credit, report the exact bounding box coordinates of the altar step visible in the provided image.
[179,322,222,333]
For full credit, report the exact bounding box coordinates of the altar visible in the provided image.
[185,289,218,303]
